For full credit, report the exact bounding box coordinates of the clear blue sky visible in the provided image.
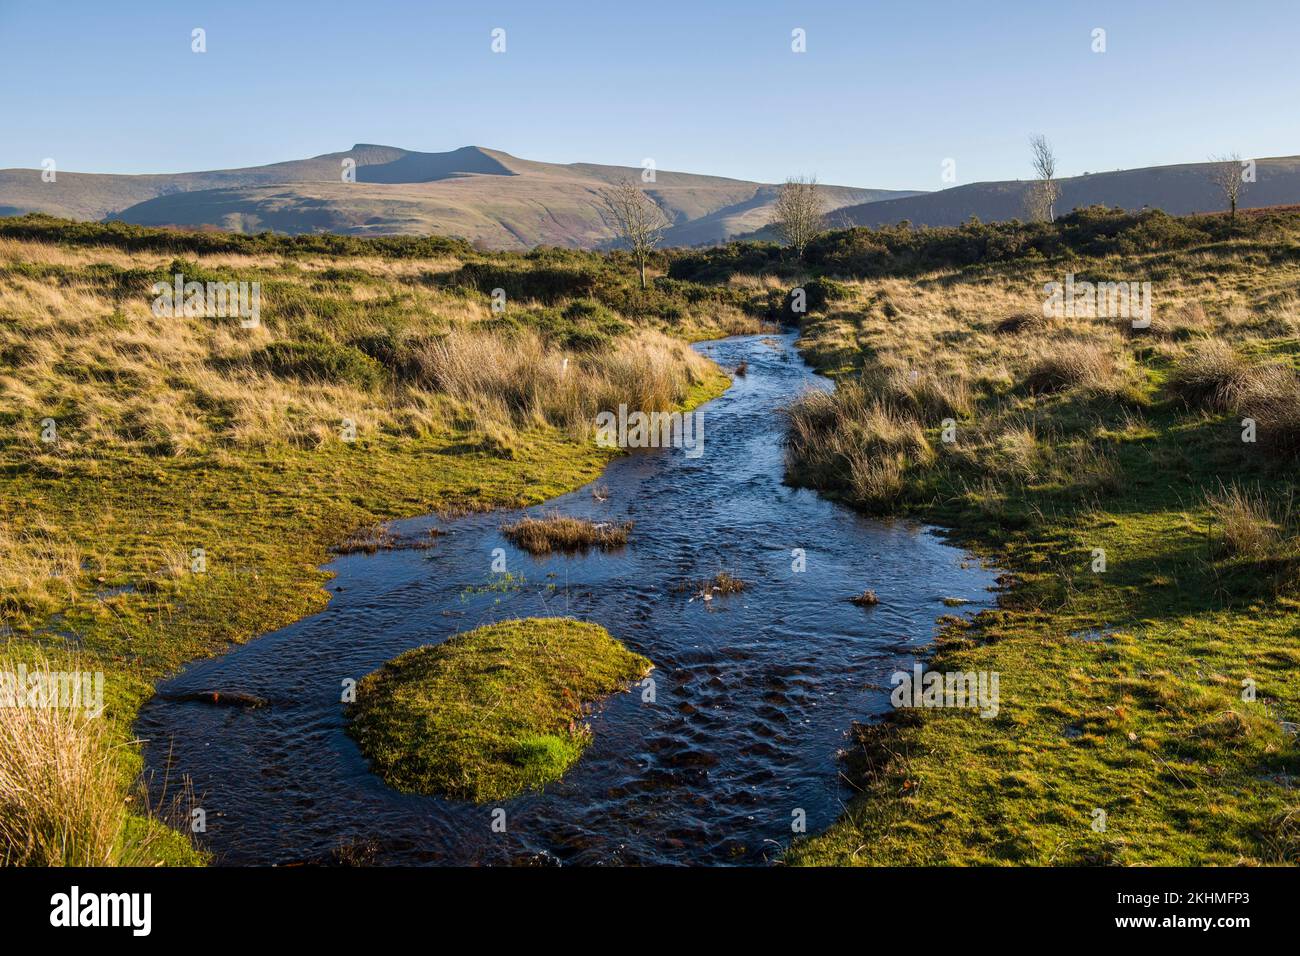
[2,0,1296,190]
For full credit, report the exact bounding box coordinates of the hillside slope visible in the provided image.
[0,145,913,248]
[826,155,1300,229]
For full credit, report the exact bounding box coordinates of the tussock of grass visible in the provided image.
[993,310,1051,335]
[1168,341,1300,457]
[346,618,651,802]
[501,513,632,554]
[0,655,199,866]
[424,325,714,437]
[1206,483,1283,558]
[675,570,747,599]
[784,384,932,511]
[710,571,746,594]
[1023,340,1118,395]
[988,423,1043,481]
[331,523,441,555]
[1168,339,1258,411]
[1261,808,1300,864]
[859,362,972,420]
[1239,369,1300,459]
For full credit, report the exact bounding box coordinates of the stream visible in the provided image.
[137,331,999,865]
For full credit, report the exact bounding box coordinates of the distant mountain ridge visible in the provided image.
[818,156,1300,232]
[0,145,915,249]
[7,147,1297,249]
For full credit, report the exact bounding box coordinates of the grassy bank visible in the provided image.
[0,217,740,864]
[769,208,1300,864]
[347,618,651,802]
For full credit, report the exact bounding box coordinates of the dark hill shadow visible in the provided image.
[356,146,516,184]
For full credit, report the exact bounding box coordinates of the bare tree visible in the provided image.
[1023,186,1051,223]
[772,175,826,257]
[1208,153,1247,221]
[600,180,668,289]
[1028,134,1061,222]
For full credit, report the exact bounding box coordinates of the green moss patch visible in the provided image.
[347,618,651,802]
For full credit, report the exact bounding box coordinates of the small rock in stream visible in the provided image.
[162,690,268,708]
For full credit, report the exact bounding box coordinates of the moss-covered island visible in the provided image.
[346,618,652,802]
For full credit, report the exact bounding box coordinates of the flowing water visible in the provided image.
[137,331,999,865]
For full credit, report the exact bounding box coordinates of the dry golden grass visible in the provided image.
[424,326,711,438]
[1237,368,1300,459]
[786,236,1300,517]
[1168,341,1300,456]
[726,273,786,292]
[1024,338,1123,395]
[0,523,80,621]
[1206,483,1284,558]
[501,513,633,554]
[988,422,1043,482]
[0,655,172,866]
[0,236,720,460]
[1168,339,1258,410]
[784,383,933,509]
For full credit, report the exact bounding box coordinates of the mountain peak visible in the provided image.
[0,143,907,249]
[347,144,499,156]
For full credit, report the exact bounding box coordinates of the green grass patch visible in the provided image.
[347,618,651,802]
